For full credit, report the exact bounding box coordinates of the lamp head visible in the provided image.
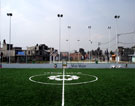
[88,26,91,29]
[7,13,12,16]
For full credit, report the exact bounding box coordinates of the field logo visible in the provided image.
[48,75,79,81]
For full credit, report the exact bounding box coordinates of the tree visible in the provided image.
[110,51,114,55]
[79,48,86,60]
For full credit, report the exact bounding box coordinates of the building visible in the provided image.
[27,44,58,62]
[118,46,135,62]
[0,40,58,63]
[27,44,49,62]
[70,52,81,61]
[0,40,25,63]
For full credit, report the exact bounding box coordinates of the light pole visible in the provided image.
[0,0,1,49]
[7,13,13,64]
[114,15,120,64]
[108,26,111,62]
[67,26,71,62]
[66,39,69,61]
[98,42,101,61]
[0,0,1,64]
[57,14,63,62]
[88,26,92,62]
[77,40,80,62]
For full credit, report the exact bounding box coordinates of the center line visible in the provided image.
[62,68,65,106]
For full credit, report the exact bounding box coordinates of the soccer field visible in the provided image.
[0,68,135,106]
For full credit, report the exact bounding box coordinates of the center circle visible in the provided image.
[29,73,98,85]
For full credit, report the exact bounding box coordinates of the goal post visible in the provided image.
[62,59,67,68]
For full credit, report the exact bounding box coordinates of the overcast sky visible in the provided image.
[0,0,135,52]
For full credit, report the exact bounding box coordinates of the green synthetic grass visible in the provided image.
[0,68,135,106]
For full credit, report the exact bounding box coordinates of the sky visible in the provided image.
[0,0,135,52]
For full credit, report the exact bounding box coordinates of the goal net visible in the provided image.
[62,59,67,68]
[118,32,135,48]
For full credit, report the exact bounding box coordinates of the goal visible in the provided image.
[62,59,67,68]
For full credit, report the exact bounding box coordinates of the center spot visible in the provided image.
[48,75,80,81]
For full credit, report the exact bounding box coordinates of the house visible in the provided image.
[70,52,81,61]
[27,44,58,62]
[118,46,134,62]
[27,44,49,62]
[49,48,58,62]
[0,40,58,63]
[128,53,135,63]
[0,40,26,63]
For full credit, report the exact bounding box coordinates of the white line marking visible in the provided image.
[29,73,98,85]
[62,68,65,106]
[29,71,98,106]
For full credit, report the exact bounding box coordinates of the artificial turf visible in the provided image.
[0,68,135,106]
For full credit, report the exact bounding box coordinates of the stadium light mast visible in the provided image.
[67,26,71,62]
[0,0,1,64]
[88,26,92,62]
[66,39,69,61]
[77,40,80,62]
[57,14,63,62]
[7,13,13,64]
[98,42,101,61]
[108,26,111,62]
[114,15,120,65]
[0,0,1,49]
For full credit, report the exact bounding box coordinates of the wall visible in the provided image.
[1,63,135,68]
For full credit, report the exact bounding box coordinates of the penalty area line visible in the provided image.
[62,68,65,106]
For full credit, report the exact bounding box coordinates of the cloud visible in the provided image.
[0,0,135,51]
